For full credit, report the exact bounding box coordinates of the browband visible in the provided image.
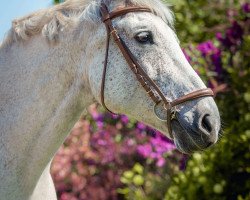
[102,7,151,22]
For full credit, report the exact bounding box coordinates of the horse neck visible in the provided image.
[0,21,95,198]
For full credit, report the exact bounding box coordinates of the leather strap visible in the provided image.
[99,3,214,138]
[171,88,214,107]
[102,7,152,22]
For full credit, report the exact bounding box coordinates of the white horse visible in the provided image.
[0,0,221,199]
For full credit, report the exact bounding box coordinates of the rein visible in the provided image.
[99,3,214,138]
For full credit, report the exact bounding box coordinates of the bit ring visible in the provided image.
[153,101,168,121]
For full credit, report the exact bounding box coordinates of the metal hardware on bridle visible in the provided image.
[99,3,214,139]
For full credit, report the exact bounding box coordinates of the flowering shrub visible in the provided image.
[165,2,250,200]
[51,105,183,200]
[169,0,246,43]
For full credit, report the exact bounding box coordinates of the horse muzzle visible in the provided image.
[171,98,221,154]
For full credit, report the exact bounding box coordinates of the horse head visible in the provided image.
[87,0,221,153]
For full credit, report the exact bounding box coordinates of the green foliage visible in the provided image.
[118,162,176,200]
[165,2,250,200]
[167,0,243,43]
[54,0,64,4]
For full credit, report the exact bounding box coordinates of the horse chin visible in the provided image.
[171,120,202,154]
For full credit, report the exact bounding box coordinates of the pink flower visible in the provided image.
[137,144,152,157]
[156,157,166,167]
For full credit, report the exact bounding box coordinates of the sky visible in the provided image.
[0,0,52,40]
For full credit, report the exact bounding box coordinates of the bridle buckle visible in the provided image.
[164,101,177,120]
[171,107,177,120]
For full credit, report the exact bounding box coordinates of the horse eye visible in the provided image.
[135,31,153,44]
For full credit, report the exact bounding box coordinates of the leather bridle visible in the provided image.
[99,3,214,139]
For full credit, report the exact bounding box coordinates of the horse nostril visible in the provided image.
[201,114,212,133]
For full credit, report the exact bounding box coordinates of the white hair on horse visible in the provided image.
[0,0,220,199]
[1,0,173,48]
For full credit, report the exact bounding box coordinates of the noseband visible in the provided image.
[100,3,214,139]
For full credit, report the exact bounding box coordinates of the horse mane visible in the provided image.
[0,0,174,48]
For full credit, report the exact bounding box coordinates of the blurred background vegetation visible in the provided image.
[51,0,250,200]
